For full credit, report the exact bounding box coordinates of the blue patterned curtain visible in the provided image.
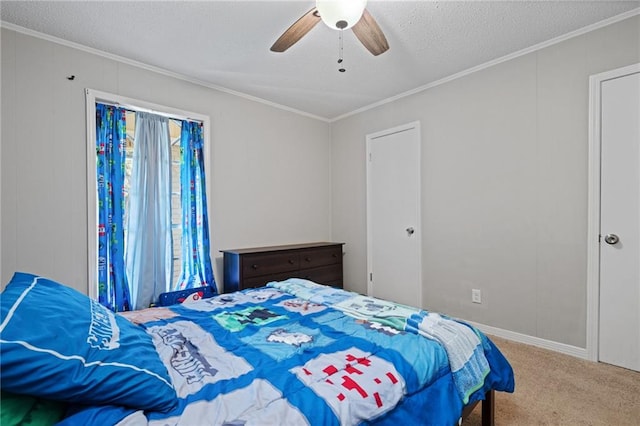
[176,121,215,290]
[96,103,131,312]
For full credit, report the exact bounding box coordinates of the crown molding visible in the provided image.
[329,7,640,122]
[0,21,330,123]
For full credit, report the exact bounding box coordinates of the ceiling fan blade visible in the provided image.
[271,7,321,52]
[352,8,389,56]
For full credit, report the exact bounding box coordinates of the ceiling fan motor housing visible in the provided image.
[316,0,367,30]
[270,0,388,57]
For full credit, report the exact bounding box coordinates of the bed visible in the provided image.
[0,272,514,425]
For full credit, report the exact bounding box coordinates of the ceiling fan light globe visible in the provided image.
[316,0,367,30]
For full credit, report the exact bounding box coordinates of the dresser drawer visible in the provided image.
[297,264,342,286]
[299,246,341,269]
[242,252,299,278]
[243,272,298,289]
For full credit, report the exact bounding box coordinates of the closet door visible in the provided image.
[366,122,422,307]
[598,69,640,372]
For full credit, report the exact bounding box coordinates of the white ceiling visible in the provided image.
[2,1,639,120]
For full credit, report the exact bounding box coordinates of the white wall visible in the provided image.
[1,28,332,294]
[2,16,639,350]
[331,15,640,348]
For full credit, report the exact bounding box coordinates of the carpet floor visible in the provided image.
[463,335,640,425]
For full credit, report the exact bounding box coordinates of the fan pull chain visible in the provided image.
[338,29,345,73]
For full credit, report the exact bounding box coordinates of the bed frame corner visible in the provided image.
[481,389,495,426]
[459,389,495,426]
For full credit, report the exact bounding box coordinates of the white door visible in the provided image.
[366,122,421,307]
[598,69,640,372]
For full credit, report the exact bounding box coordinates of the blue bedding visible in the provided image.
[59,279,514,425]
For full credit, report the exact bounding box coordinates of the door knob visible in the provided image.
[604,234,619,245]
[406,227,415,236]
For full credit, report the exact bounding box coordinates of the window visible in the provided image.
[86,89,213,310]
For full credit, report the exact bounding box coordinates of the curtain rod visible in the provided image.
[96,100,201,124]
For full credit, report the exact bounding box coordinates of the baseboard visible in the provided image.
[467,321,589,360]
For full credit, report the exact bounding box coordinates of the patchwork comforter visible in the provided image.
[61,279,514,425]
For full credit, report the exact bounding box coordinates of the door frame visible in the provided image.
[365,121,422,301]
[586,63,640,362]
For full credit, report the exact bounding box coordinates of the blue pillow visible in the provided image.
[0,272,177,412]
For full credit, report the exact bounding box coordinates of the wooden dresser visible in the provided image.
[221,242,344,293]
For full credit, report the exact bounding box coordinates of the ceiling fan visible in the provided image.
[270,0,389,56]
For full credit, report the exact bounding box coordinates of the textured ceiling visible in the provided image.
[2,1,639,120]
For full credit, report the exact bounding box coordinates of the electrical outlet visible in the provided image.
[472,289,482,304]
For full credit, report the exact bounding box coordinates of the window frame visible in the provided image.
[85,88,211,301]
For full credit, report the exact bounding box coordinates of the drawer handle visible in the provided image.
[288,259,295,265]
[332,253,338,258]
[252,264,259,270]
[305,257,311,262]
